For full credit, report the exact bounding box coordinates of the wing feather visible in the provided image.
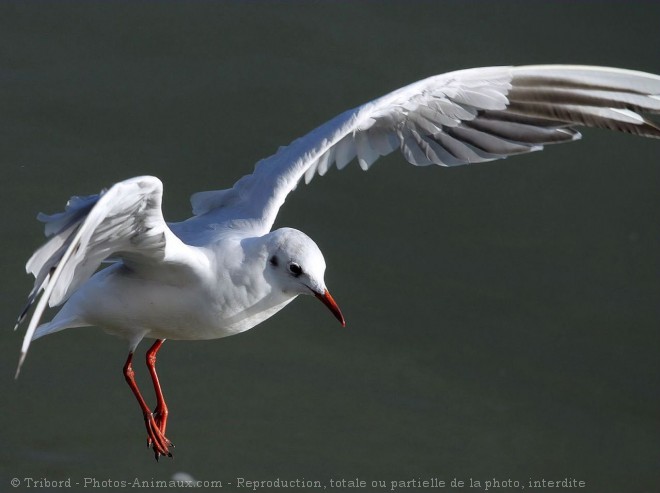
[444,125,542,156]
[334,136,357,171]
[316,146,335,176]
[15,176,206,377]
[464,117,580,144]
[366,127,400,156]
[355,131,379,171]
[189,65,660,233]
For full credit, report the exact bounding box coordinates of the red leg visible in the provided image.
[146,339,169,436]
[123,351,173,460]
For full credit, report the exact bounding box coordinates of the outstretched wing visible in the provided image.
[190,65,660,234]
[16,176,206,375]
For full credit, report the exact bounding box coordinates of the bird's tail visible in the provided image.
[15,315,86,379]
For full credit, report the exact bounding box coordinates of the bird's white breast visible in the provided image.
[70,238,295,342]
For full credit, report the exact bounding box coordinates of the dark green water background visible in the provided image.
[1,2,658,492]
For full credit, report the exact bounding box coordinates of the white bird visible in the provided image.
[15,65,660,459]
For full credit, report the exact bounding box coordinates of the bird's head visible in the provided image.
[265,228,345,326]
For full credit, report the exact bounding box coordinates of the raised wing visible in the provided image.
[16,176,206,374]
[190,65,660,234]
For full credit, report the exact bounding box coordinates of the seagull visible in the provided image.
[14,65,660,459]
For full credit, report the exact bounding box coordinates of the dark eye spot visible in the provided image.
[288,262,303,277]
[269,256,278,267]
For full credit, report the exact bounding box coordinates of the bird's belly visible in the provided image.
[78,267,295,342]
[158,295,297,341]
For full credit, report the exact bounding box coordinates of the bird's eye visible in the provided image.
[269,255,279,267]
[288,262,303,277]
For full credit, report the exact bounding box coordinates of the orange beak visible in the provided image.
[313,289,346,327]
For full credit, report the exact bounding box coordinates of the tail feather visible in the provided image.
[15,316,86,379]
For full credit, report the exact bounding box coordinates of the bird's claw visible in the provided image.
[143,412,173,460]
